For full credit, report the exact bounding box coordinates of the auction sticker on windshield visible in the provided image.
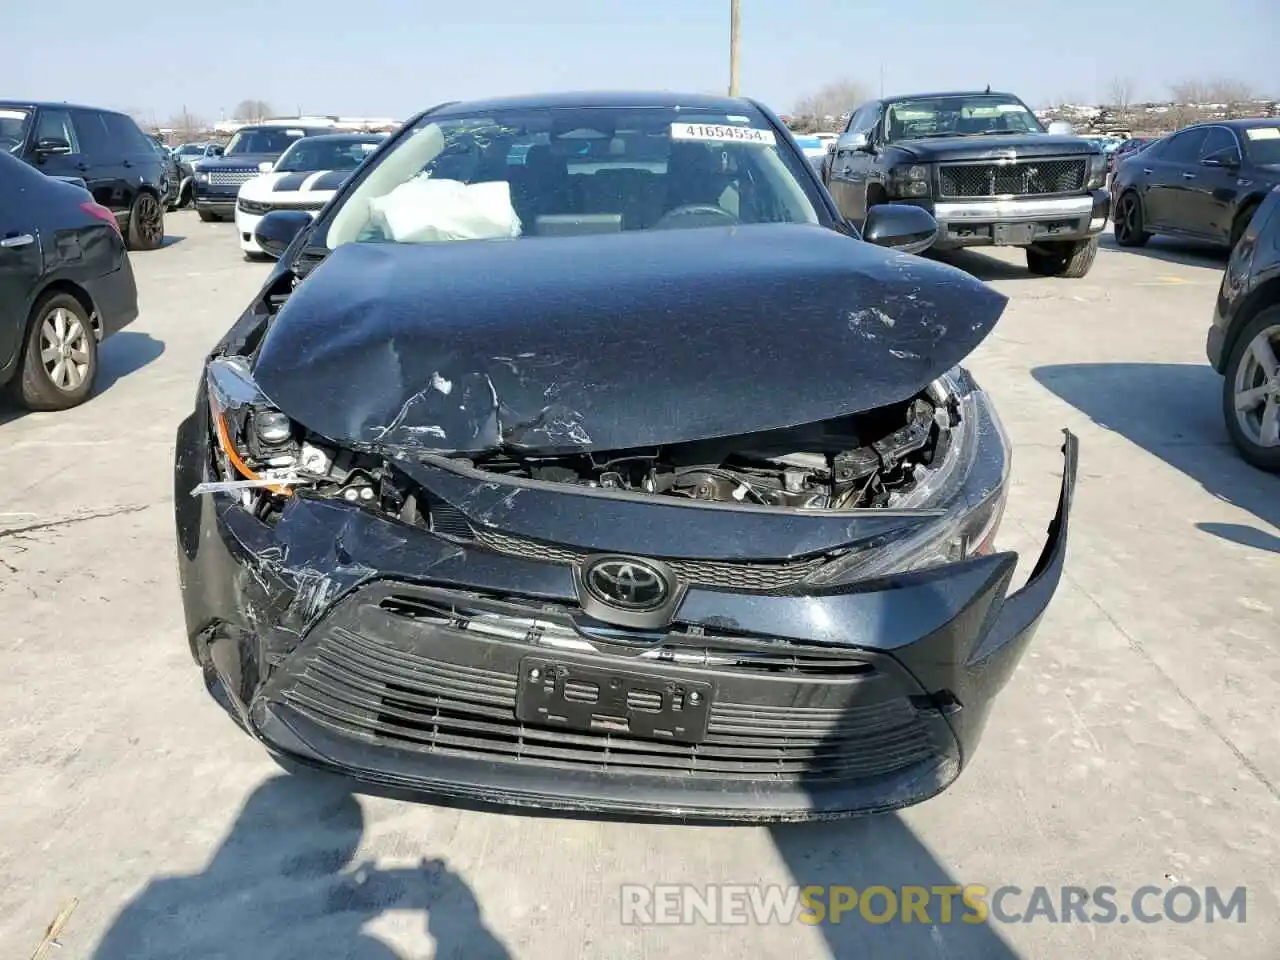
[671,123,776,145]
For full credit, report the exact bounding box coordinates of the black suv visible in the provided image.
[823,90,1110,278]
[0,101,168,251]
[191,123,334,221]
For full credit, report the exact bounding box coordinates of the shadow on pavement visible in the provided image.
[0,332,166,428]
[1096,232,1228,270]
[926,248,1040,283]
[1033,362,1279,530]
[91,772,512,960]
[770,818,1020,958]
[1196,520,1280,553]
[158,235,186,248]
[96,330,166,394]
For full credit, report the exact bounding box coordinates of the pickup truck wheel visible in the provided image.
[1026,237,1098,278]
[197,208,221,223]
[1113,192,1150,247]
[1222,306,1280,473]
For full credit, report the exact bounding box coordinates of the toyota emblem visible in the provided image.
[582,556,670,611]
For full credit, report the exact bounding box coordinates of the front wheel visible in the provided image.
[1026,237,1099,278]
[1113,192,1151,247]
[1222,306,1280,473]
[5,292,99,411]
[126,191,164,250]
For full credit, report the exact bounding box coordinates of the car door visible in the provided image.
[68,109,129,215]
[105,111,165,207]
[1192,126,1244,244]
[23,106,90,185]
[0,170,44,374]
[1142,127,1207,232]
[826,104,879,225]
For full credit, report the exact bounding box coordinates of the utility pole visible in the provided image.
[728,0,740,97]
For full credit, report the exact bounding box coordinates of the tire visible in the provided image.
[197,208,221,223]
[126,190,165,251]
[1025,237,1099,278]
[1221,305,1280,473]
[1113,191,1151,247]
[4,292,99,411]
[1229,202,1259,253]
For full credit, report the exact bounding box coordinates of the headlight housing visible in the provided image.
[203,357,301,497]
[806,369,1011,585]
[887,164,932,199]
[195,170,210,183]
[1085,153,1107,189]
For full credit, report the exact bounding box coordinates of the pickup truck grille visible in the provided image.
[938,158,1086,199]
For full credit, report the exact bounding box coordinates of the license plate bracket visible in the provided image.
[515,657,713,745]
[993,222,1036,246]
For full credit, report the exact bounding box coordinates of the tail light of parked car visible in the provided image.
[81,200,121,235]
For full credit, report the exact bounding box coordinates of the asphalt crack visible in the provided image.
[0,502,156,541]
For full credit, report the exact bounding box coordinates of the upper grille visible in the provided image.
[277,623,936,782]
[237,197,325,215]
[938,158,1086,198]
[207,168,258,186]
[472,526,829,592]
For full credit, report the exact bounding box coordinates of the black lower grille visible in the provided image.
[276,620,937,782]
[939,158,1086,198]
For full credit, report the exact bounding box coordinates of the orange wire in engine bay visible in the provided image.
[214,411,294,497]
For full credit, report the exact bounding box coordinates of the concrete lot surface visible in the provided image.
[2,213,1277,959]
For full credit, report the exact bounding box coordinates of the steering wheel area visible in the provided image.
[651,204,739,230]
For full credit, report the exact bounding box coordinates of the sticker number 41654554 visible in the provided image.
[670,123,777,145]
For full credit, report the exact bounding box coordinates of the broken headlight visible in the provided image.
[887,164,931,199]
[806,371,1011,585]
[203,356,302,496]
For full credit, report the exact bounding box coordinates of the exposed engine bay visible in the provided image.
[204,351,953,517]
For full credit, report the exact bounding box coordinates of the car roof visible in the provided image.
[1191,118,1280,131]
[427,90,763,115]
[881,91,1022,103]
[285,132,386,142]
[0,99,126,115]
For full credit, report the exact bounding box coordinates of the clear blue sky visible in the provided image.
[2,0,1276,123]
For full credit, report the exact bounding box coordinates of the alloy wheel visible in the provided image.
[137,194,163,246]
[1119,196,1139,242]
[39,307,91,392]
[1232,323,1280,448]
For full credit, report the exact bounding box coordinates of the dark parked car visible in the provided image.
[1113,119,1280,252]
[192,123,334,222]
[0,101,168,251]
[822,90,1110,277]
[1206,185,1280,471]
[174,91,1076,822]
[1108,136,1152,173]
[0,152,138,410]
[147,134,185,209]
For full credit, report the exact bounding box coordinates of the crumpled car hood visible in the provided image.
[251,223,1008,455]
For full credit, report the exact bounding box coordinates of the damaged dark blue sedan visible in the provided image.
[174,92,1077,822]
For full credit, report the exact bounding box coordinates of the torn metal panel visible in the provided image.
[251,223,1007,455]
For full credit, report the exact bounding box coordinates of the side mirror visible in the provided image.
[34,136,72,158]
[836,131,872,154]
[1047,120,1075,136]
[253,210,313,259]
[862,204,938,256]
[258,160,275,173]
[1202,150,1241,170]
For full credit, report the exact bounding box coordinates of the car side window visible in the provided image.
[71,110,113,158]
[35,108,80,152]
[1198,127,1238,161]
[1161,128,1208,163]
[103,112,153,154]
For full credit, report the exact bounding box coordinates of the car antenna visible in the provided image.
[984,84,991,94]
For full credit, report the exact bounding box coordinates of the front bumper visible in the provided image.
[193,183,238,214]
[926,191,1111,249]
[234,207,264,254]
[175,406,1077,822]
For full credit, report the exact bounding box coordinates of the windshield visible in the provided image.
[884,95,1044,141]
[324,105,821,249]
[1242,125,1280,165]
[224,128,316,156]
[276,137,381,172]
[0,107,32,154]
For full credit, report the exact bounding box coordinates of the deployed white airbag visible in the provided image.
[367,177,522,243]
